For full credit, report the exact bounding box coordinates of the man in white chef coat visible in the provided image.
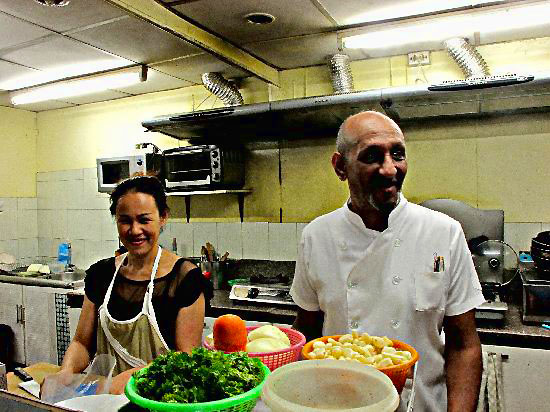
[290,111,486,412]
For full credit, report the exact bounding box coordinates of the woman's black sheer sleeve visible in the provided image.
[176,267,214,308]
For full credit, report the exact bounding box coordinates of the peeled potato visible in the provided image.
[247,325,290,346]
[246,337,290,353]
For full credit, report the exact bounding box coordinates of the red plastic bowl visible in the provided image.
[203,325,306,371]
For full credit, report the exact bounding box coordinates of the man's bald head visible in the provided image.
[336,111,404,160]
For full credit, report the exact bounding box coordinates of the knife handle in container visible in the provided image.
[14,367,33,382]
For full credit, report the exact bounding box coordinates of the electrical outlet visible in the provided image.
[408,51,430,66]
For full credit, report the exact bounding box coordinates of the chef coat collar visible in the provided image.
[343,192,408,233]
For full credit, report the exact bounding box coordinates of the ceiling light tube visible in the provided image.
[10,65,147,105]
[342,2,550,50]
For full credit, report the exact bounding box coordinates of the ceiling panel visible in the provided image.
[112,68,193,95]
[151,53,249,84]
[1,35,133,73]
[68,15,202,64]
[0,0,126,33]
[64,89,131,105]
[172,0,335,44]
[0,12,53,49]
[12,99,76,112]
[0,60,43,91]
[244,32,340,69]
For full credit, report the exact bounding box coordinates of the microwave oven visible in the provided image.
[163,145,245,191]
[96,153,163,193]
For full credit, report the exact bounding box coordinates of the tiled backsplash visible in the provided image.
[0,168,308,269]
[1,167,548,269]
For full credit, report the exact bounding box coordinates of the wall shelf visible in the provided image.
[167,189,252,222]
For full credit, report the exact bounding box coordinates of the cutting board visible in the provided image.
[7,362,61,399]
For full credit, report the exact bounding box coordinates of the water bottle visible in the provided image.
[58,241,72,269]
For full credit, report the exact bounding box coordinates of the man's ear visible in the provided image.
[331,152,347,181]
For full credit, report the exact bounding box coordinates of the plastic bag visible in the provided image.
[41,354,116,405]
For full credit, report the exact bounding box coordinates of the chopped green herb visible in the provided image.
[133,348,263,404]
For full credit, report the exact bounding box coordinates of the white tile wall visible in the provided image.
[84,239,118,269]
[1,239,18,261]
[51,209,68,239]
[17,238,38,266]
[10,168,548,268]
[71,239,85,268]
[67,210,85,240]
[38,237,54,258]
[268,223,297,261]
[18,198,37,210]
[100,212,118,241]
[17,210,37,239]
[83,168,97,180]
[0,198,18,240]
[242,222,269,259]
[504,223,543,253]
[192,223,218,257]
[171,223,193,257]
[81,210,103,241]
[65,179,84,209]
[217,223,243,260]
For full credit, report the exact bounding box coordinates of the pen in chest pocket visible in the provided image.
[433,254,445,272]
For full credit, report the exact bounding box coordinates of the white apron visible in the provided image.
[96,246,169,375]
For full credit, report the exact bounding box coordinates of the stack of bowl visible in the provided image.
[531,231,550,277]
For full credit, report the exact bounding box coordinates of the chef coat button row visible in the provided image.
[348,281,358,289]
[394,239,401,247]
[350,320,359,329]
[392,275,402,285]
[391,319,400,329]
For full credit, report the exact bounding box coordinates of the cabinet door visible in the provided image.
[482,344,550,411]
[23,286,57,365]
[0,283,25,364]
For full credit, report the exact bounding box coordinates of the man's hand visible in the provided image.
[443,309,482,412]
[292,307,324,342]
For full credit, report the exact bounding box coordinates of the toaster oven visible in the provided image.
[162,145,245,191]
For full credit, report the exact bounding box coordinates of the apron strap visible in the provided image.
[143,246,170,350]
[98,246,166,367]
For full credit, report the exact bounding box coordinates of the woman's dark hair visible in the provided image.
[109,175,169,217]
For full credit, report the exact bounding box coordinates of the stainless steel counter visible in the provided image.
[0,270,85,289]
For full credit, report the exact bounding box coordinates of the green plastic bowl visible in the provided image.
[125,360,270,412]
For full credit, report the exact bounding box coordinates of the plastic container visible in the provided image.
[57,242,72,267]
[203,326,306,371]
[125,361,270,412]
[301,336,418,394]
[261,359,399,412]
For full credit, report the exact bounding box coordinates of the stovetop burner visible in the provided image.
[249,273,291,286]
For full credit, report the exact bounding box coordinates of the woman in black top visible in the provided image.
[52,176,212,394]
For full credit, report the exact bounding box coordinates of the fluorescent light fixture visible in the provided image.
[342,2,550,50]
[10,65,147,105]
[0,61,134,91]
[345,0,497,25]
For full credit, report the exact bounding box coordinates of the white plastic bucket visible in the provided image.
[261,359,399,412]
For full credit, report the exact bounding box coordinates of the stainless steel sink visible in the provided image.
[46,270,86,283]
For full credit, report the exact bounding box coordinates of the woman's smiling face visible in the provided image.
[115,190,166,257]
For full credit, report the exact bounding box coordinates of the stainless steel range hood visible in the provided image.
[142,74,550,141]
